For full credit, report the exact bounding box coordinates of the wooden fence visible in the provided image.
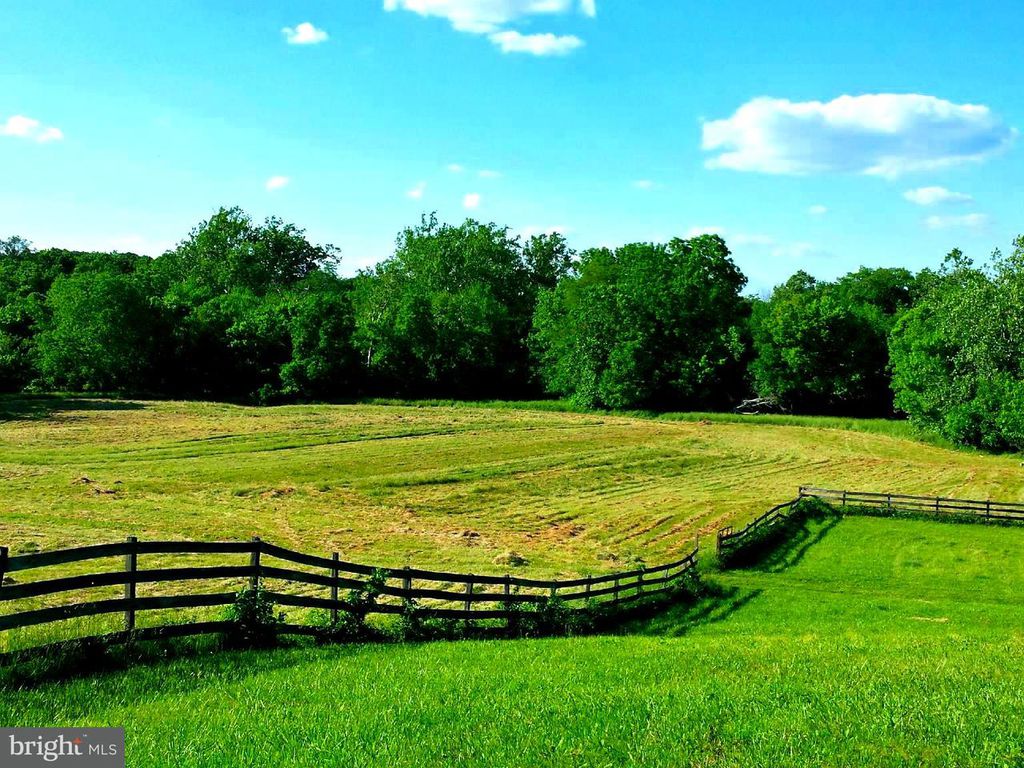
[717,486,1024,558]
[716,498,800,555]
[798,487,1024,521]
[0,537,698,644]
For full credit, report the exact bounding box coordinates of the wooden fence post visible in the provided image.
[0,545,8,591]
[841,490,847,507]
[504,574,511,600]
[637,569,644,596]
[613,576,620,605]
[124,536,138,632]
[585,577,592,598]
[986,500,992,519]
[249,537,261,590]
[402,566,412,596]
[465,579,473,612]
[550,584,557,600]
[330,552,340,625]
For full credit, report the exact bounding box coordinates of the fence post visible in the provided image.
[986,500,992,519]
[550,584,557,600]
[935,497,940,514]
[0,545,8,592]
[585,577,592,598]
[331,552,340,625]
[249,537,262,590]
[637,568,644,596]
[841,490,847,507]
[613,576,620,605]
[465,579,473,612]
[124,536,138,632]
[402,565,412,596]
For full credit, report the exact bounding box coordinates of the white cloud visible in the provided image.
[447,163,465,173]
[808,204,828,216]
[1,114,64,143]
[682,227,822,261]
[384,0,592,55]
[265,175,291,191]
[488,30,583,56]
[478,169,502,178]
[407,181,427,199]
[463,193,481,209]
[383,0,594,33]
[282,22,329,45]
[924,213,989,230]
[903,186,973,206]
[702,94,1016,178]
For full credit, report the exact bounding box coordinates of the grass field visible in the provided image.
[4,515,1024,767]
[2,395,1023,580]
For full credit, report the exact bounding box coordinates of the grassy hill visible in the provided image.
[4,514,1024,767]
[2,396,1023,580]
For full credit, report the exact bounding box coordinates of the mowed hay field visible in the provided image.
[6,516,1024,767]
[3,396,1024,576]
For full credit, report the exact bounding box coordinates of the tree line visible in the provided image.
[2,207,1022,450]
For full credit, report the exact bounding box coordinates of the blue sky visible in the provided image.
[2,0,1022,292]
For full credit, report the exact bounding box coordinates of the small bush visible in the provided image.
[311,569,389,643]
[223,587,285,649]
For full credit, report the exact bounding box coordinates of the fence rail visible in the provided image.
[716,486,1024,560]
[716,499,800,553]
[798,487,1024,521]
[0,536,698,641]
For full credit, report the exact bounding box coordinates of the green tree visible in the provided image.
[890,241,1024,449]
[353,215,552,397]
[531,235,748,410]
[279,272,361,400]
[36,271,156,391]
[154,208,343,400]
[749,267,917,415]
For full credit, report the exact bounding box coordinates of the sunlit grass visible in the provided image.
[2,395,1021,582]
[4,516,1024,767]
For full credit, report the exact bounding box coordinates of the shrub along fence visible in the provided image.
[717,486,1024,562]
[0,537,698,648]
[715,498,802,558]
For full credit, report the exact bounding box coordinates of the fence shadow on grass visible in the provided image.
[622,583,763,638]
[0,395,147,422]
[0,633,353,692]
[746,515,842,573]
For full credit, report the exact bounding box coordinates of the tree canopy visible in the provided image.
[3,209,1023,453]
[531,235,748,410]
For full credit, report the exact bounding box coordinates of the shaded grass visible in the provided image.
[5,517,1024,766]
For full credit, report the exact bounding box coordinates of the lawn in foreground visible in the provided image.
[4,516,1024,767]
